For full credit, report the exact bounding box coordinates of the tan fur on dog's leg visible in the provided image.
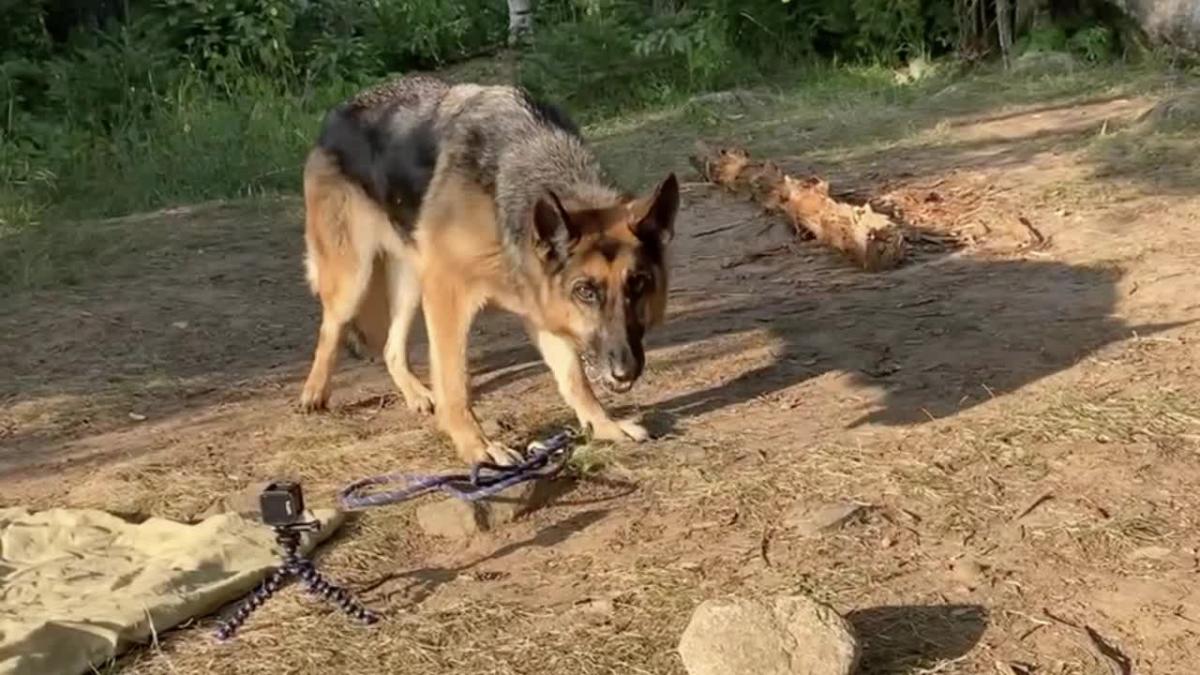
[301,262,371,411]
[532,329,649,442]
[383,258,434,413]
[422,269,521,465]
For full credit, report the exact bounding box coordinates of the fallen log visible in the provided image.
[690,144,906,271]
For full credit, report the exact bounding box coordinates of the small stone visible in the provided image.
[572,597,615,625]
[1128,545,1173,561]
[172,321,189,330]
[951,558,989,590]
[128,412,147,422]
[678,445,707,463]
[678,595,859,675]
[788,502,867,537]
[416,499,488,539]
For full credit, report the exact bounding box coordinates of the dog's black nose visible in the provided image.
[608,347,640,383]
[611,363,636,382]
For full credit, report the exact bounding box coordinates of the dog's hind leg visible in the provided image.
[300,259,372,412]
[531,328,649,443]
[382,258,435,414]
[299,163,375,412]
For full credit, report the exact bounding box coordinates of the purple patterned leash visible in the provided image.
[336,429,579,510]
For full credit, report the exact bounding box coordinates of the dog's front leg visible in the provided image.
[422,272,523,465]
[531,328,649,443]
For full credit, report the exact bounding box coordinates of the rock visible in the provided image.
[1136,90,1200,132]
[1012,51,1078,75]
[788,502,867,537]
[417,477,573,539]
[571,597,616,625]
[1112,0,1200,53]
[678,595,859,675]
[417,499,487,539]
[483,477,571,524]
[951,558,989,590]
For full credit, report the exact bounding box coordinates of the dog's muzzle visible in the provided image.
[582,353,636,394]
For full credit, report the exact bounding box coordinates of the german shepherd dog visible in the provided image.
[299,75,679,465]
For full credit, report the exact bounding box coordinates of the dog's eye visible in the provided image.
[573,281,600,304]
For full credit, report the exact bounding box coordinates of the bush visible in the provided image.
[520,3,746,116]
[1068,24,1115,62]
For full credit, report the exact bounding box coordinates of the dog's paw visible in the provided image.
[485,441,525,466]
[298,385,330,413]
[589,417,650,443]
[400,382,435,415]
[457,437,525,467]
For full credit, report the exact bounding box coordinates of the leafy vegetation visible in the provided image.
[0,0,1155,288]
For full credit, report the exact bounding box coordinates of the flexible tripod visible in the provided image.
[215,483,380,641]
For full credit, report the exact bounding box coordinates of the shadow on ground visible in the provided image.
[358,509,608,607]
[641,257,1181,434]
[848,603,988,673]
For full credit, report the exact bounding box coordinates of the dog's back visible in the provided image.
[314,75,621,246]
[315,75,450,229]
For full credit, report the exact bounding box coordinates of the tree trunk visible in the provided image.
[506,0,534,45]
[996,0,1015,67]
[1015,0,1052,34]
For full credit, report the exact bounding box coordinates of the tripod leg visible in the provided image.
[293,560,380,624]
[214,566,293,641]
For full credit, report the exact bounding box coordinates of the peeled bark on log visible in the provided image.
[690,144,906,272]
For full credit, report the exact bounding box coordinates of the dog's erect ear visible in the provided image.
[532,190,579,259]
[630,172,679,245]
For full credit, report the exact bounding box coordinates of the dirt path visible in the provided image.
[3,87,1199,674]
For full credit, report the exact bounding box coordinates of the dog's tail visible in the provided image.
[302,148,393,361]
[302,148,343,298]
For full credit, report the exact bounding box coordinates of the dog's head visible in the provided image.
[533,173,679,393]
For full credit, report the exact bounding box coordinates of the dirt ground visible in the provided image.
[3,72,1200,674]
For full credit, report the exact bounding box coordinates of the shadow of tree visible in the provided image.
[640,257,1181,435]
